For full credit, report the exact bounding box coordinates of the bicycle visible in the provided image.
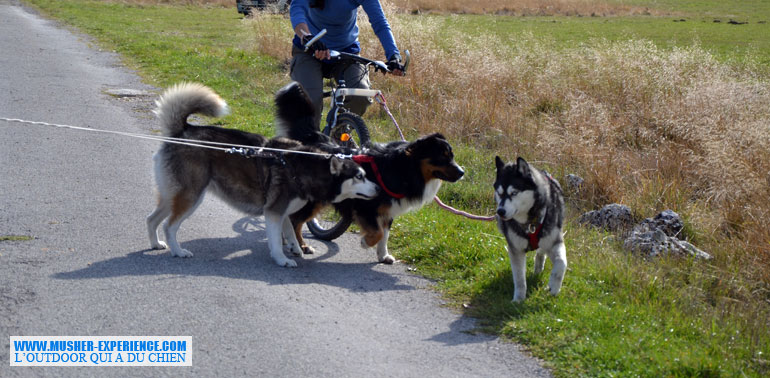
[302,30,410,240]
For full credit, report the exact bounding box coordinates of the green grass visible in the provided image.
[390,207,768,376]
[443,14,770,67]
[618,0,770,20]
[0,235,33,242]
[23,1,770,376]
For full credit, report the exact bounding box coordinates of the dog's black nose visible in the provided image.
[497,208,505,217]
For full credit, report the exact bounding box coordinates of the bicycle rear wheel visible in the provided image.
[306,205,353,241]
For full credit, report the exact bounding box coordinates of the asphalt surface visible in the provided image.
[0,1,551,376]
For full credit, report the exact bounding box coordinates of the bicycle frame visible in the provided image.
[326,84,382,132]
[303,29,410,240]
[308,28,409,133]
[323,50,409,132]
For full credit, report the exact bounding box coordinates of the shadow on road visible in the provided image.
[425,316,498,346]
[52,217,413,293]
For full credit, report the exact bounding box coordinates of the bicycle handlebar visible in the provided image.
[303,29,410,75]
[302,29,326,52]
[331,51,390,73]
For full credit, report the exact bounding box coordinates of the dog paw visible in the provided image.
[379,254,396,265]
[284,244,302,257]
[151,241,168,250]
[301,244,316,255]
[278,259,298,268]
[171,249,193,258]
[511,293,526,303]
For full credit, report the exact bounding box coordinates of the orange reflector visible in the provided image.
[340,133,351,142]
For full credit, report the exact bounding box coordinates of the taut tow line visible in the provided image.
[0,117,349,160]
[1,116,495,221]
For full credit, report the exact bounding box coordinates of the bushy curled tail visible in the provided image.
[154,82,229,136]
[274,81,328,144]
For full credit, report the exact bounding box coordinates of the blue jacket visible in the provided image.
[290,0,400,60]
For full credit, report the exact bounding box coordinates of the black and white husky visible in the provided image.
[494,156,567,302]
[146,83,379,267]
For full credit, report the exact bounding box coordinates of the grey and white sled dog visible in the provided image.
[146,83,379,267]
[494,156,567,302]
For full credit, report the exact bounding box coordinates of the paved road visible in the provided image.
[0,1,550,376]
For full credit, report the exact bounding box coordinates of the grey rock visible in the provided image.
[634,209,684,237]
[578,203,633,232]
[624,210,711,260]
[623,229,712,260]
[565,174,584,191]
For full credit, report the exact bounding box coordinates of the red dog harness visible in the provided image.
[527,173,556,250]
[528,222,545,250]
[352,155,405,199]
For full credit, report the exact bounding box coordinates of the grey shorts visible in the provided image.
[289,45,372,129]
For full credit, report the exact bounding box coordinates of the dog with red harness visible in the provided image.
[494,156,567,302]
[275,81,465,264]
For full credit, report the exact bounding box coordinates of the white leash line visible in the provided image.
[0,117,233,152]
[0,117,335,158]
[1,116,496,220]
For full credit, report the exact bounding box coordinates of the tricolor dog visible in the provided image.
[275,82,465,264]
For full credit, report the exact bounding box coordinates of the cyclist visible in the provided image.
[289,0,405,129]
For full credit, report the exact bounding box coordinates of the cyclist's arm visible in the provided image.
[291,1,330,60]
[289,0,308,31]
[360,0,400,62]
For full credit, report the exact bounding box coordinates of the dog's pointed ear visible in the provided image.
[329,157,344,175]
[495,156,505,171]
[516,157,531,177]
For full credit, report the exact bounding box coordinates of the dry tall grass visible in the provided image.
[102,0,232,6]
[101,0,656,16]
[245,2,770,288]
[388,0,658,16]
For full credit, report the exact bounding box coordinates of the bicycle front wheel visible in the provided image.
[324,112,371,149]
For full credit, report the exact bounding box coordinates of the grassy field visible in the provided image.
[23,0,770,376]
[447,15,770,66]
